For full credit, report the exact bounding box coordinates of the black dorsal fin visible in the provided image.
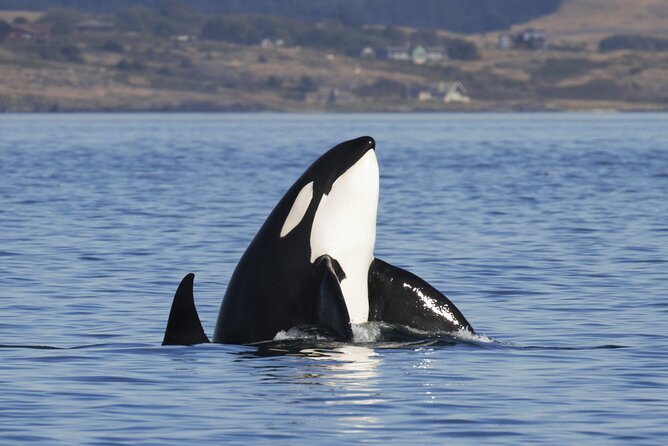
[162,273,210,345]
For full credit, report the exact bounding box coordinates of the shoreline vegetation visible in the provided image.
[1,2,668,113]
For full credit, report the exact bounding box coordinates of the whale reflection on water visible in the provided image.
[239,342,386,432]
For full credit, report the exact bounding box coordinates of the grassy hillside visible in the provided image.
[1,1,668,112]
[508,0,668,42]
[0,0,562,34]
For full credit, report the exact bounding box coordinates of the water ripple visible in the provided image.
[1,113,667,445]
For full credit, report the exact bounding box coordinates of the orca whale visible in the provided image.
[163,136,473,346]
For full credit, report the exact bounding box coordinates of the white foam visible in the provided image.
[351,323,382,343]
[273,323,497,345]
[273,327,327,341]
[453,328,495,343]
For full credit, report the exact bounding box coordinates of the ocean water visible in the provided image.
[1,113,667,444]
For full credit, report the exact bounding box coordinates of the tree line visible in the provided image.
[0,0,562,34]
[2,3,480,60]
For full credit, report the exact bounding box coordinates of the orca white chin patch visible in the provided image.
[310,149,379,323]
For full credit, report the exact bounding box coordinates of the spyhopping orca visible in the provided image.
[162,136,474,346]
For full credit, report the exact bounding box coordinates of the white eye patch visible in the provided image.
[280,181,314,237]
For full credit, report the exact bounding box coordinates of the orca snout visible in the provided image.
[359,136,375,151]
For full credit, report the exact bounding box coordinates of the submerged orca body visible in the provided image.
[162,137,473,346]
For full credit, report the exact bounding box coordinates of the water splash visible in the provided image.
[452,328,496,344]
[272,322,496,347]
[351,323,382,343]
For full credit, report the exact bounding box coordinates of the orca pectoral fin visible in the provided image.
[315,255,353,341]
[162,273,210,345]
[368,258,474,334]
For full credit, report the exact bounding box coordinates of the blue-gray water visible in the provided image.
[1,113,667,444]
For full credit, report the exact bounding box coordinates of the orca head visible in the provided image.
[278,136,379,323]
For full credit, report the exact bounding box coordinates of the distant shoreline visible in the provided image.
[3,108,667,114]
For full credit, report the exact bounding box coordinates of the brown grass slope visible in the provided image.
[512,0,668,43]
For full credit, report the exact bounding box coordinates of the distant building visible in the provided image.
[511,28,548,50]
[385,45,447,64]
[72,19,114,33]
[417,90,433,101]
[7,23,53,43]
[260,38,285,49]
[171,35,197,43]
[360,46,376,59]
[417,81,470,103]
[385,45,411,61]
[498,34,511,50]
[424,46,446,63]
[441,81,470,103]
[412,46,428,64]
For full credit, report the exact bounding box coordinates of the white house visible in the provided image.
[417,81,471,103]
[440,81,470,103]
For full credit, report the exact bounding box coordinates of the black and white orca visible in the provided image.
[163,136,473,346]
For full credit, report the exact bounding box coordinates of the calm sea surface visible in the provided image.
[1,113,667,444]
